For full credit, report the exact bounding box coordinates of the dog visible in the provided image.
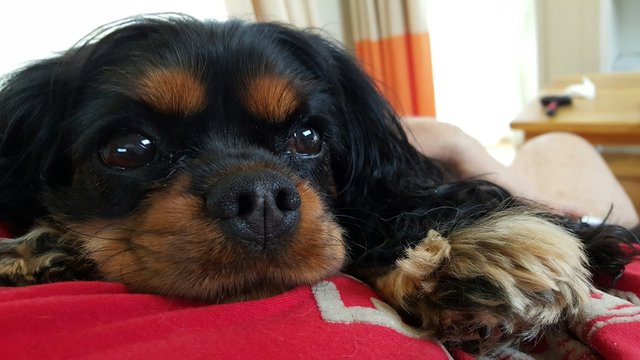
[0,15,636,355]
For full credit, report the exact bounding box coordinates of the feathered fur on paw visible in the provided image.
[373,210,592,355]
[0,226,96,285]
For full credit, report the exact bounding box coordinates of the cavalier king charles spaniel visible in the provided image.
[0,15,637,355]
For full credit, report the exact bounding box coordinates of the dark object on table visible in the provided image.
[540,95,572,116]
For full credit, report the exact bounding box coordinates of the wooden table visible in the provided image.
[511,72,640,214]
[510,72,640,145]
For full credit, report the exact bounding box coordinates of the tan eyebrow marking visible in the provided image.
[137,68,206,116]
[243,75,300,122]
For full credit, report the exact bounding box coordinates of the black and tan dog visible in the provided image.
[0,15,636,354]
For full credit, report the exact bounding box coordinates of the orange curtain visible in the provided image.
[349,0,435,116]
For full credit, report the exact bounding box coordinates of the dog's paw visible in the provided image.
[373,211,592,355]
[0,226,96,285]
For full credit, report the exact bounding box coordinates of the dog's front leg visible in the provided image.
[371,211,592,355]
[0,225,96,286]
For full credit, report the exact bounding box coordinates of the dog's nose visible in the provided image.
[206,170,301,250]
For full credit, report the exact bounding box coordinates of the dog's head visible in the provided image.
[0,16,431,302]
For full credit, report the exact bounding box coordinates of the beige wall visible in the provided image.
[536,0,602,86]
[536,0,640,87]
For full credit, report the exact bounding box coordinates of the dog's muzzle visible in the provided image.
[206,169,301,250]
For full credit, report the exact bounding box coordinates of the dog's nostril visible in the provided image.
[276,187,301,211]
[237,193,255,217]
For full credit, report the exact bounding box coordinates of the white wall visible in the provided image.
[426,0,538,144]
[0,1,228,77]
[537,0,640,84]
[536,0,601,86]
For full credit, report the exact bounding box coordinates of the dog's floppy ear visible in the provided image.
[0,16,187,227]
[0,56,78,226]
[322,46,450,203]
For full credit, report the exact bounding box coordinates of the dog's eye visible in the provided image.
[287,127,322,155]
[100,133,157,169]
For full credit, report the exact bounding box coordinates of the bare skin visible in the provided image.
[402,118,639,228]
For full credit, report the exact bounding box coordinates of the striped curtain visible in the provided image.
[348,0,435,116]
[224,0,319,28]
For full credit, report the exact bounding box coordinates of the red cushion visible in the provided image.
[0,275,450,359]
